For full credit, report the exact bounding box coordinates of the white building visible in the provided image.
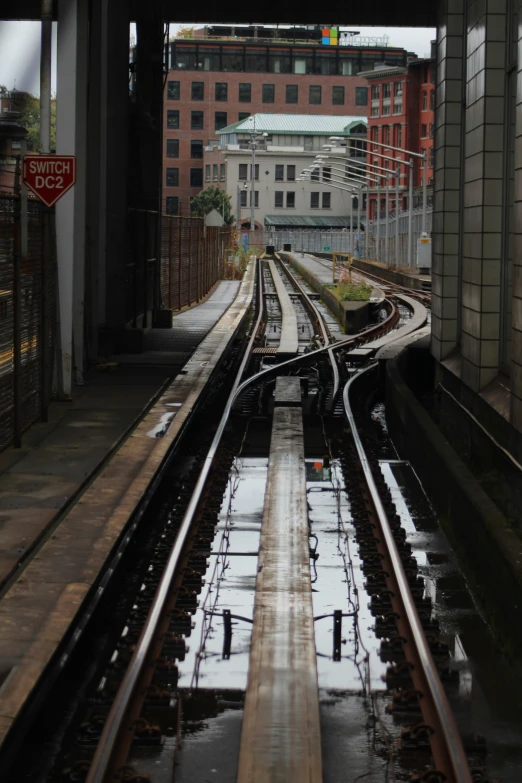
[203,113,367,230]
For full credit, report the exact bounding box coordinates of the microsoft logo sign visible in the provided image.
[321,27,338,46]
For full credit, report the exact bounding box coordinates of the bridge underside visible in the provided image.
[4,0,437,26]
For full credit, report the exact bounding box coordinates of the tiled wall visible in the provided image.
[432,0,465,362]
[510,0,522,427]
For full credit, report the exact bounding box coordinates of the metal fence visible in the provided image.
[241,207,433,270]
[126,208,160,326]
[0,195,54,453]
[160,215,234,311]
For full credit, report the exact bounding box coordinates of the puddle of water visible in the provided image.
[177,458,267,692]
[380,458,522,782]
[308,459,387,692]
[147,411,177,438]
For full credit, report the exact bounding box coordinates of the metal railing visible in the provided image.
[241,207,433,270]
[160,215,233,311]
[0,195,54,453]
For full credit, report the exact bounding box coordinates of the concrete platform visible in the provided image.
[0,266,255,748]
[267,260,299,355]
[237,377,322,783]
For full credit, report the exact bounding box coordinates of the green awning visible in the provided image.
[264,215,351,228]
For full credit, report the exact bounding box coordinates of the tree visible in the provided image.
[19,93,56,152]
[190,186,234,225]
[175,25,195,39]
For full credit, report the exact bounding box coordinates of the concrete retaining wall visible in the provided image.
[385,340,522,664]
[281,253,370,334]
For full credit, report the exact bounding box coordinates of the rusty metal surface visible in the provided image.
[237,379,322,783]
[0,262,256,752]
[343,369,473,783]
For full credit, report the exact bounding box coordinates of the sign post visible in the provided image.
[22,155,76,207]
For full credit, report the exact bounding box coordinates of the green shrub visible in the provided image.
[326,282,372,302]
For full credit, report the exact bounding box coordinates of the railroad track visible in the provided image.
[8,256,486,783]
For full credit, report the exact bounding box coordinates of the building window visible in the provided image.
[371,85,380,100]
[249,191,259,207]
[322,192,331,209]
[309,85,322,105]
[393,99,402,114]
[166,167,179,187]
[332,86,345,105]
[396,124,402,148]
[421,123,427,138]
[372,126,379,142]
[382,104,390,116]
[239,163,248,180]
[383,84,391,98]
[167,110,179,129]
[205,164,211,182]
[311,192,319,208]
[311,169,320,181]
[238,112,250,121]
[422,90,427,110]
[355,87,368,106]
[286,84,298,104]
[191,81,204,100]
[287,165,296,181]
[191,111,204,130]
[215,111,228,130]
[190,168,203,188]
[239,83,251,102]
[190,140,203,158]
[165,196,179,215]
[262,84,275,103]
[286,192,295,208]
[250,163,259,181]
[240,190,247,207]
[394,82,403,96]
[275,165,284,182]
[167,80,180,100]
[322,167,331,183]
[245,49,267,72]
[166,138,179,157]
[430,90,435,110]
[215,82,228,101]
[270,49,291,74]
[371,105,379,117]
[220,163,226,180]
[429,122,434,138]
[275,191,284,208]
[384,126,390,145]
[213,164,219,181]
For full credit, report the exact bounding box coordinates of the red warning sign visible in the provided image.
[22,155,76,207]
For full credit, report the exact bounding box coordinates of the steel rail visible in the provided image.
[274,255,340,405]
[343,366,472,783]
[87,263,403,782]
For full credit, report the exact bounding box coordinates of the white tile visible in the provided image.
[482,232,502,258]
[486,40,507,67]
[486,13,508,41]
[484,95,505,123]
[484,178,503,205]
[482,311,501,338]
[482,284,501,311]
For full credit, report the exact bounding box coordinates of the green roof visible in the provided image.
[264,215,351,228]
[219,113,367,136]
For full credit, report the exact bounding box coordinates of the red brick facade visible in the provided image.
[162,38,410,214]
[363,58,434,220]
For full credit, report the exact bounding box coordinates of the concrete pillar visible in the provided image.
[55,0,88,395]
[459,0,507,391]
[85,0,130,354]
[431,0,465,362]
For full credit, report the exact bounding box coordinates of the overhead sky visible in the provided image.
[0,21,435,96]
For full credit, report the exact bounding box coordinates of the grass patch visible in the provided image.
[326,281,372,302]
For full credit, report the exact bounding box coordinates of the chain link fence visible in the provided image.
[160,215,233,311]
[0,195,54,453]
[240,207,433,270]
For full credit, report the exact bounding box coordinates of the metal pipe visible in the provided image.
[349,196,353,254]
[408,159,413,268]
[422,151,428,235]
[40,0,53,153]
[357,193,361,261]
[376,183,381,261]
[20,140,28,258]
[395,165,400,266]
[385,173,390,266]
[365,187,369,259]
[250,123,256,231]
[236,183,241,230]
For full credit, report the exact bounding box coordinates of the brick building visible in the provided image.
[0,89,29,195]
[360,49,435,220]
[161,26,412,215]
